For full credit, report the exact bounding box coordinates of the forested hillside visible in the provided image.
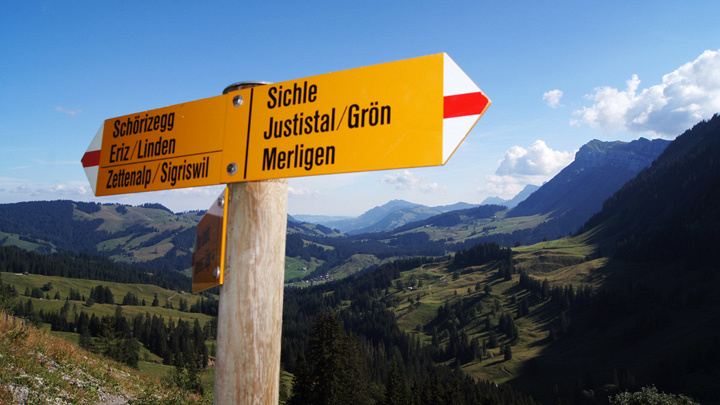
[0,245,190,291]
[503,116,720,402]
[0,200,342,276]
[0,200,200,269]
[582,114,720,262]
[282,252,536,405]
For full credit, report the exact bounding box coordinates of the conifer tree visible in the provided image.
[384,359,411,405]
[0,274,17,312]
[288,312,372,405]
[79,328,93,350]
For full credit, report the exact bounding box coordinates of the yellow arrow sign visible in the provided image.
[82,53,490,196]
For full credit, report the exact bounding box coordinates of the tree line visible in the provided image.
[0,245,190,291]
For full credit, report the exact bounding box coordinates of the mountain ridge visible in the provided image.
[506,137,670,240]
[308,199,482,234]
[497,115,720,403]
[581,114,720,261]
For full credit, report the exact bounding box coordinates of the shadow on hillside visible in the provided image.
[505,254,720,403]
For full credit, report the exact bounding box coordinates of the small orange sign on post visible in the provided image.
[191,187,228,293]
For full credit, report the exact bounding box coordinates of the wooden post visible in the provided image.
[214,82,288,404]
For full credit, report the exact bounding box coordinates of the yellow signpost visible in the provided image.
[81,53,490,404]
[82,53,490,196]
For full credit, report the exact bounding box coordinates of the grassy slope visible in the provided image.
[285,256,323,281]
[397,212,550,246]
[330,254,384,279]
[2,272,215,327]
[0,311,212,404]
[0,231,44,251]
[386,260,528,384]
[2,271,220,401]
[383,236,606,386]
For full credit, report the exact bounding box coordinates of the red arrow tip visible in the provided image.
[444,92,489,119]
[81,150,101,168]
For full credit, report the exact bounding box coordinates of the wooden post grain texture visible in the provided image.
[214,179,288,404]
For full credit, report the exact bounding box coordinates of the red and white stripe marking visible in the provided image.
[442,53,490,164]
[81,125,103,195]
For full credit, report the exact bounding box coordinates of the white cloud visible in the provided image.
[10,184,30,194]
[496,140,573,176]
[481,141,573,199]
[2,181,91,199]
[572,49,720,137]
[543,89,564,108]
[288,185,319,198]
[31,183,88,197]
[381,170,447,193]
[55,106,83,116]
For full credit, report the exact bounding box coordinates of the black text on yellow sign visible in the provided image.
[81,53,490,196]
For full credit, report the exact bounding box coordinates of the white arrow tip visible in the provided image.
[442,54,490,163]
[443,53,481,97]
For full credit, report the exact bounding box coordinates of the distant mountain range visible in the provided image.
[0,201,339,273]
[292,137,670,243]
[0,131,677,276]
[481,184,540,208]
[297,200,482,234]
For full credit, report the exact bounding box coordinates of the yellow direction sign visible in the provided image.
[191,187,228,293]
[82,53,490,196]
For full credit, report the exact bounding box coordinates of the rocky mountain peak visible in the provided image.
[574,138,671,172]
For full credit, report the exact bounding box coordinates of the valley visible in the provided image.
[2,116,719,403]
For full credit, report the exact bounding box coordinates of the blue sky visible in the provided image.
[1,1,719,216]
